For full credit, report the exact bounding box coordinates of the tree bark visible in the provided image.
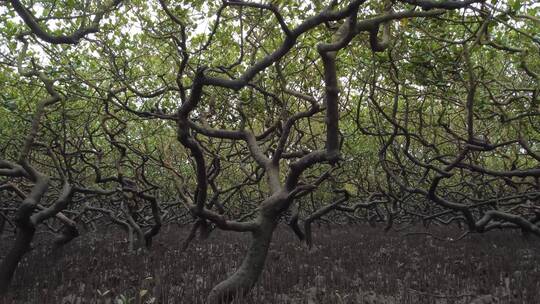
[207,217,277,304]
[0,219,35,294]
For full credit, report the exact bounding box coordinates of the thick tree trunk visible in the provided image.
[0,225,35,294]
[0,201,38,294]
[207,217,277,304]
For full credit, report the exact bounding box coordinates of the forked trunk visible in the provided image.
[0,225,35,294]
[207,217,277,304]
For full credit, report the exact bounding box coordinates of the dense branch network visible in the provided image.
[0,0,538,301]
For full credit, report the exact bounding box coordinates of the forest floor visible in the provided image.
[1,224,539,304]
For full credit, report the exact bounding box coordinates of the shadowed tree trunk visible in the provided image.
[0,203,35,294]
[0,176,80,293]
[123,204,145,251]
[207,216,277,304]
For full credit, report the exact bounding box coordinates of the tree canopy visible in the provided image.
[0,0,539,302]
